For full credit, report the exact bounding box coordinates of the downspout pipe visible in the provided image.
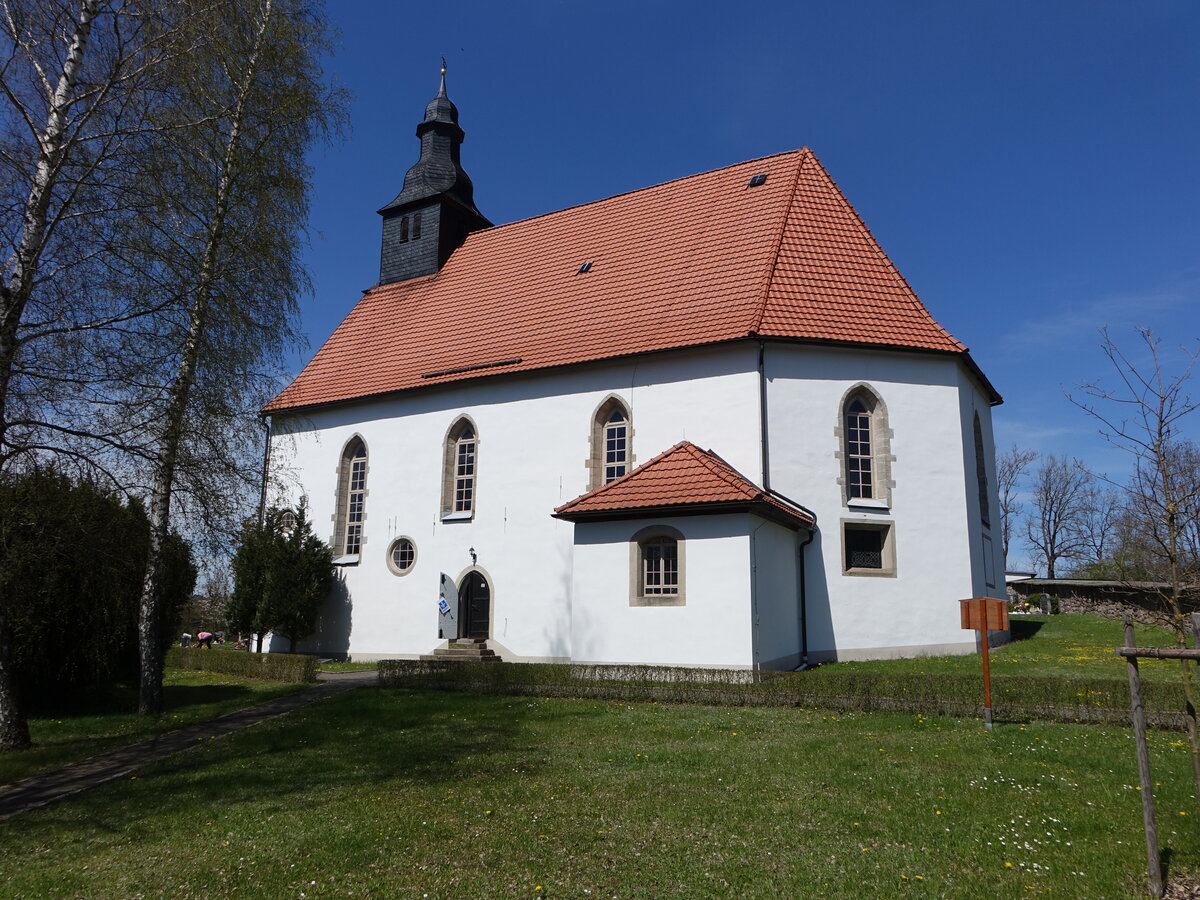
[794,526,817,671]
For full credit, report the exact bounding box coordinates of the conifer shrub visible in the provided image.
[0,469,195,707]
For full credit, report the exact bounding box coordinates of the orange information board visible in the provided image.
[960,596,1008,633]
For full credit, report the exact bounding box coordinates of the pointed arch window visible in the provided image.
[838,386,893,507]
[399,216,409,243]
[974,413,990,527]
[590,397,632,489]
[334,437,368,558]
[845,398,873,500]
[442,418,478,519]
[412,212,422,239]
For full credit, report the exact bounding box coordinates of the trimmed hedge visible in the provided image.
[377,660,1189,729]
[166,647,318,683]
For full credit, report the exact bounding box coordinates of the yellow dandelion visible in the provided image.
[1004,862,1013,868]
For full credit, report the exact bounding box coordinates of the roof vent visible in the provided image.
[747,173,768,187]
[577,261,592,274]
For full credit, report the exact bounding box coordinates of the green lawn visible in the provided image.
[1,687,1196,899]
[819,613,1186,682]
[318,660,380,673]
[0,669,307,785]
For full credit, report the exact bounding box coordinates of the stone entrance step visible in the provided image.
[419,639,501,662]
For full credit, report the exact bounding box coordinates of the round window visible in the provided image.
[387,537,416,575]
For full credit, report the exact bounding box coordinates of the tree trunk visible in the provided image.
[0,602,29,749]
[136,0,272,716]
[0,0,100,749]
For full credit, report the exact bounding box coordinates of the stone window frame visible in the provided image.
[587,395,634,490]
[973,412,991,528]
[834,383,895,509]
[331,434,369,564]
[840,518,897,578]
[628,524,686,607]
[441,415,479,521]
[386,536,418,576]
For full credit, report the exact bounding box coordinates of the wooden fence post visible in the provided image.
[1124,616,1163,898]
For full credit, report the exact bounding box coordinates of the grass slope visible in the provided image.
[1,688,1196,899]
[0,670,307,785]
[819,614,1185,682]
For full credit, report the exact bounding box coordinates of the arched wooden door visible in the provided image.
[458,571,490,640]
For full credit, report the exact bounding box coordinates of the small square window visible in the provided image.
[747,173,768,187]
[842,521,895,577]
[629,527,686,606]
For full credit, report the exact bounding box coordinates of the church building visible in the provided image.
[263,70,1006,667]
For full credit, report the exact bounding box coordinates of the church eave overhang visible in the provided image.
[264,333,998,416]
[552,499,814,531]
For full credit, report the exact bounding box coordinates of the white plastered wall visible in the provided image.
[264,338,999,664]
[569,513,757,668]
[265,344,763,660]
[763,343,994,660]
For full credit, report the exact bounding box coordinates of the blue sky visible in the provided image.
[298,1,1200,570]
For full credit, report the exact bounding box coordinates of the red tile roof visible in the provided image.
[553,441,815,530]
[267,148,979,412]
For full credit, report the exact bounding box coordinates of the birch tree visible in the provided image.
[119,0,341,715]
[0,0,196,749]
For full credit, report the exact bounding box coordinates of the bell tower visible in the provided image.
[377,64,491,285]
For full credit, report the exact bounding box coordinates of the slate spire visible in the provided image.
[377,64,491,285]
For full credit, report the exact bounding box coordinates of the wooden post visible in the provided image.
[981,625,993,731]
[1125,616,1163,898]
[960,597,1006,731]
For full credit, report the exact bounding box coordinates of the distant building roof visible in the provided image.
[553,441,815,530]
[268,148,998,413]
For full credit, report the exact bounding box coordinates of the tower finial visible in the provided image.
[439,56,447,96]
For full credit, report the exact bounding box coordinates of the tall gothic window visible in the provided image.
[590,397,632,489]
[334,437,368,557]
[974,413,990,527]
[839,386,892,507]
[845,398,873,500]
[442,418,478,518]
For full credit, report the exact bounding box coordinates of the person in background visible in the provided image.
[180,632,192,648]
[197,631,214,649]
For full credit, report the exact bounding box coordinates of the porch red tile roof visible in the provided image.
[267,148,979,413]
[553,441,815,530]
